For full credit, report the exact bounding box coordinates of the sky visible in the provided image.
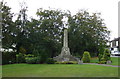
[3,0,120,40]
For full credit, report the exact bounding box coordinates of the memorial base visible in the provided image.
[53,47,79,62]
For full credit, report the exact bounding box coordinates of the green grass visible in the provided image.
[90,57,99,63]
[90,57,120,66]
[0,65,2,78]
[2,64,118,77]
[109,57,120,66]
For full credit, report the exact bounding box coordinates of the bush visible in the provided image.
[46,58,55,64]
[2,52,16,65]
[16,53,25,63]
[98,61,106,64]
[32,49,39,57]
[55,61,78,64]
[82,51,91,63]
[25,54,41,64]
[100,57,105,61]
[98,54,103,61]
[103,49,111,61]
[25,54,34,58]
[36,56,41,64]
[19,46,26,54]
[40,53,48,64]
[25,57,36,64]
[25,57,40,64]
[98,49,111,64]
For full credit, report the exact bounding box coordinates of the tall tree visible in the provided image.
[14,2,30,54]
[1,1,15,49]
[29,8,65,57]
[68,10,110,57]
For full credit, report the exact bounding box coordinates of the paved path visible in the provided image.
[83,63,120,67]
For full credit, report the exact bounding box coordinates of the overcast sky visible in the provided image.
[4,0,119,40]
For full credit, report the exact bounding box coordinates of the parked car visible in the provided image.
[110,47,120,56]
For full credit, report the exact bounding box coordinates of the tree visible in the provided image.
[28,8,65,57]
[68,10,110,57]
[14,2,30,54]
[1,1,110,64]
[1,1,15,49]
[1,1,17,64]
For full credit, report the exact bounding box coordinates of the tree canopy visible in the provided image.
[1,1,110,59]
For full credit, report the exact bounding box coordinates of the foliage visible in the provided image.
[25,57,40,64]
[98,54,103,61]
[98,61,106,64]
[87,57,119,66]
[25,54,34,58]
[25,54,41,64]
[98,49,111,64]
[1,1,15,49]
[19,46,26,54]
[1,1,110,61]
[55,61,78,64]
[39,52,48,63]
[14,2,29,54]
[46,58,55,64]
[103,49,111,61]
[82,51,91,63]
[98,49,111,61]
[2,52,16,65]
[68,10,110,56]
[32,49,39,56]
[16,53,25,63]
[25,57,36,64]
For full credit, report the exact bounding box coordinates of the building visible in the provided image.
[109,37,120,56]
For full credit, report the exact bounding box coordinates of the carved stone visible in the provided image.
[106,60,112,64]
[53,29,78,62]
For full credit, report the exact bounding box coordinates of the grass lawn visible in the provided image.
[110,57,120,66]
[2,64,118,77]
[90,57,99,63]
[0,65,2,78]
[91,57,120,66]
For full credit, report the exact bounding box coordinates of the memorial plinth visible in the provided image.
[53,29,78,62]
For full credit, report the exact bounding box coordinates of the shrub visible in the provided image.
[98,61,106,64]
[55,61,77,64]
[35,56,41,64]
[25,54,41,64]
[25,57,40,64]
[46,58,55,64]
[25,54,34,58]
[65,61,77,64]
[100,57,105,61]
[19,46,26,54]
[16,53,25,63]
[82,51,91,63]
[40,53,48,64]
[32,49,39,57]
[98,54,103,61]
[98,49,111,64]
[103,49,111,61]
[2,52,16,65]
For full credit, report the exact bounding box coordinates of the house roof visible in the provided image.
[110,37,120,42]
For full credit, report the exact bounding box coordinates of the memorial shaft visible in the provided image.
[63,29,68,47]
[53,29,78,62]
